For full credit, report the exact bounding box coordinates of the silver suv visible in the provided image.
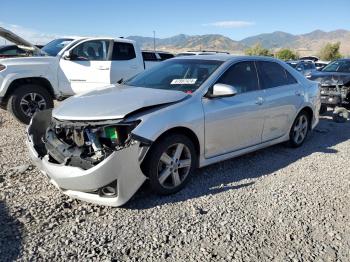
[27,55,320,206]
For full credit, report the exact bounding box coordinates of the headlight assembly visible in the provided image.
[0,64,6,72]
[99,120,141,149]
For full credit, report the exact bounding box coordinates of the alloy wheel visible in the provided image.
[20,92,47,117]
[157,143,192,189]
[293,115,308,144]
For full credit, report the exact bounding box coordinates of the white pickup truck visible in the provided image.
[0,29,159,123]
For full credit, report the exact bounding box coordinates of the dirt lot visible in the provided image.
[0,109,349,261]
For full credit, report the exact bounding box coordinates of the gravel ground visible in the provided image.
[0,108,349,262]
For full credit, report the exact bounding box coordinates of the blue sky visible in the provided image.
[1,0,350,43]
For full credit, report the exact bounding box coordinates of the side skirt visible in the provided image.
[199,134,290,168]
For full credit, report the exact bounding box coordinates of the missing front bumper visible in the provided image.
[26,111,148,207]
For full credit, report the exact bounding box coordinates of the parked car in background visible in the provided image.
[309,59,350,121]
[0,36,161,124]
[0,27,43,58]
[27,55,320,207]
[176,50,230,56]
[314,60,329,71]
[0,45,42,58]
[142,50,174,68]
[286,60,316,78]
[299,56,319,62]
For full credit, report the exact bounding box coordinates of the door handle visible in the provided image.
[295,90,302,96]
[131,65,138,69]
[255,97,264,105]
[97,66,110,70]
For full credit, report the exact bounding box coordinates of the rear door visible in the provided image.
[202,61,265,158]
[110,41,143,83]
[58,39,112,95]
[257,61,303,142]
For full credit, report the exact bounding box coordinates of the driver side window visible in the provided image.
[70,40,110,61]
[217,61,259,94]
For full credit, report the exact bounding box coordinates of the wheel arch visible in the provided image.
[144,126,201,166]
[297,106,314,130]
[2,77,55,105]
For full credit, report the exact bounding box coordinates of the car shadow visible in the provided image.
[126,117,349,210]
[0,201,23,261]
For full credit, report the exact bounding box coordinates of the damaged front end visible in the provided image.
[319,80,350,107]
[26,110,150,207]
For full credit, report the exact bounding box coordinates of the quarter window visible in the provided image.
[70,40,110,61]
[112,42,136,60]
[258,61,297,89]
[217,61,259,94]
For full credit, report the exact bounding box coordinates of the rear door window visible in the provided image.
[112,42,136,60]
[217,61,260,94]
[258,61,297,89]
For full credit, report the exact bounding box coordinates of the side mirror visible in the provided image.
[63,50,71,60]
[296,67,303,71]
[207,83,238,98]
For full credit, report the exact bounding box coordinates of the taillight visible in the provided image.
[0,64,6,72]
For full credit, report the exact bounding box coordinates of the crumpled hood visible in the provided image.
[0,26,36,48]
[53,85,188,121]
[309,71,350,85]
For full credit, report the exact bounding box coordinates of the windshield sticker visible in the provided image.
[171,79,197,85]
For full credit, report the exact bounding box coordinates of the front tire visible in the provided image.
[142,134,197,195]
[288,112,310,148]
[7,84,54,124]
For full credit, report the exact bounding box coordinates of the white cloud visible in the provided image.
[203,20,255,28]
[0,22,59,45]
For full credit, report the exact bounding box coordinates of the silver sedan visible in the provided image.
[27,55,320,206]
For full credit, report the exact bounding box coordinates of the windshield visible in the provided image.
[287,62,297,69]
[322,60,350,73]
[125,59,223,93]
[41,38,74,56]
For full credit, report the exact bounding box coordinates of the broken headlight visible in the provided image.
[97,120,141,149]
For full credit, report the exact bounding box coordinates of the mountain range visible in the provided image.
[128,29,350,56]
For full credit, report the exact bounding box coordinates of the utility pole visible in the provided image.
[153,30,156,52]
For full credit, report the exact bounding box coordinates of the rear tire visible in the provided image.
[7,84,54,124]
[288,111,310,148]
[142,134,197,195]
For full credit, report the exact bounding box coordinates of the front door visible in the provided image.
[202,61,265,158]
[58,39,112,96]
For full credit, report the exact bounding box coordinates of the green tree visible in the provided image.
[244,43,273,57]
[319,42,342,61]
[275,48,298,60]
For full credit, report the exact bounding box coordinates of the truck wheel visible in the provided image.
[333,107,348,123]
[142,134,197,195]
[7,84,54,124]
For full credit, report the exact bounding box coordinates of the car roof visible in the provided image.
[172,54,279,63]
[0,44,17,49]
[335,58,350,62]
[60,36,135,44]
